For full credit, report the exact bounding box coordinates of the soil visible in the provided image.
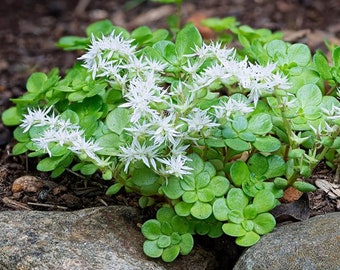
[0,0,339,267]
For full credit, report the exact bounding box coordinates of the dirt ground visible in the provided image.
[0,0,339,216]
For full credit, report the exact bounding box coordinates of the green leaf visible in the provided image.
[131,166,159,186]
[296,84,322,108]
[142,220,162,240]
[224,138,251,151]
[232,116,248,132]
[179,233,194,255]
[253,212,276,235]
[157,235,171,248]
[247,153,269,177]
[293,181,317,192]
[273,177,288,189]
[106,183,123,195]
[170,232,182,245]
[190,201,212,220]
[235,231,260,247]
[253,190,276,213]
[2,107,22,126]
[253,136,281,152]
[186,153,204,174]
[12,143,28,155]
[175,24,202,58]
[226,188,249,211]
[287,43,311,66]
[37,156,68,172]
[106,107,130,134]
[209,176,230,197]
[157,207,176,223]
[222,223,246,237]
[213,198,230,221]
[197,188,215,203]
[248,113,273,135]
[161,221,173,235]
[175,201,193,217]
[332,46,340,67]
[182,191,198,203]
[162,245,180,263]
[85,19,116,37]
[228,210,244,224]
[313,50,332,80]
[243,204,258,220]
[171,215,190,234]
[143,240,163,258]
[162,176,184,199]
[80,163,98,175]
[230,161,250,187]
[195,171,210,189]
[264,155,286,179]
[27,72,47,93]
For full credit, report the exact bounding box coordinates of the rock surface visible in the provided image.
[233,212,340,270]
[0,206,217,270]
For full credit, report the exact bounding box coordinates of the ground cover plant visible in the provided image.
[2,0,340,263]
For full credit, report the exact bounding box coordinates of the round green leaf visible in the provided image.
[203,162,217,178]
[222,223,246,237]
[171,215,190,234]
[161,221,173,236]
[179,233,194,255]
[232,116,248,132]
[243,204,258,220]
[253,136,281,152]
[190,201,212,220]
[156,207,176,222]
[195,171,210,189]
[106,107,130,134]
[226,188,249,212]
[143,240,163,258]
[247,153,268,177]
[228,210,244,224]
[213,198,230,221]
[197,188,215,202]
[273,177,288,189]
[195,222,210,235]
[235,231,261,247]
[296,84,322,108]
[162,176,184,199]
[248,113,273,135]
[157,235,171,248]
[253,212,276,235]
[230,161,250,187]
[253,190,276,213]
[27,72,47,93]
[225,138,251,152]
[162,245,180,263]
[174,201,193,217]
[241,220,254,232]
[209,176,230,197]
[180,175,195,191]
[182,191,198,203]
[186,153,204,174]
[171,232,182,245]
[142,220,162,240]
[131,166,159,186]
[264,155,286,179]
[287,43,311,67]
[2,107,22,126]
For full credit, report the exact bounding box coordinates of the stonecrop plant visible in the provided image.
[2,8,340,262]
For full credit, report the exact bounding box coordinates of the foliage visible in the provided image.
[2,5,340,263]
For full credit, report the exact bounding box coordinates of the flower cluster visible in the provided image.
[20,107,107,167]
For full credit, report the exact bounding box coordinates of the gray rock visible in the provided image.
[0,206,216,270]
[233,212,340,270]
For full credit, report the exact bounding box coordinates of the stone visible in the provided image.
[0,206,217,270]
[233,212,340,270]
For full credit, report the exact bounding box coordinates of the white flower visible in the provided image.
[158,155,193,178]
[181,108,218,133]
[150,114,181,145]
[78,32,135,79]
[20,106,53,132]
[213,97,254,121]
[118,139,160,172]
